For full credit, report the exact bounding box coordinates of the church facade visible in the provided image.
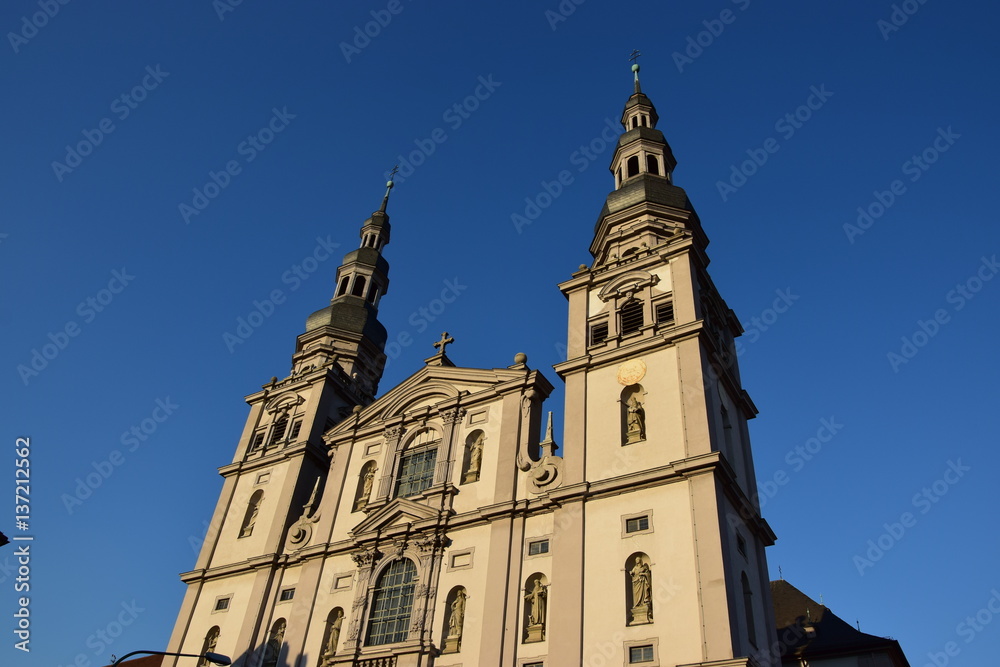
[165,66,778,667]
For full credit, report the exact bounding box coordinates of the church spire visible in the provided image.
[629,49,642,94]
[292,175,400,402]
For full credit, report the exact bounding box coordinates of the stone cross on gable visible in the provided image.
[433,332,454,356]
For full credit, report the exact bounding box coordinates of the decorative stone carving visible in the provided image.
[383,425,405,442]
[625,395,646,443]
[441,407,466,425]
[355,464,377,511]
[463,432,484,483]
[442,587,467,654]
[523,579,547,642]
[351,547,381,568]
[415,533,450,553]
[629,555,653,625]
[262,619,285,667]
[616,358,647,386]
[323,608,344,658]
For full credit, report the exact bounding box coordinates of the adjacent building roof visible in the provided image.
[771,579,910,666]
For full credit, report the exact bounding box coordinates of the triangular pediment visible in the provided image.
[325,363,530,439]
[350,497,440,537]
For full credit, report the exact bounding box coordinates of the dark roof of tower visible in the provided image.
[305,298,388,346]
[771,580,909,664]
[593,174,694,235]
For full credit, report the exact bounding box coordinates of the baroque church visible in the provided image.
[162,64,865,667]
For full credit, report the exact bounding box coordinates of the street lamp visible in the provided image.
[110,650,232,666]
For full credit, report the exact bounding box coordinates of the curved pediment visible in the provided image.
[378,382,460,420]
[597,269,659,302]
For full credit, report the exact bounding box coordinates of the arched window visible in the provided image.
[522,573,548,643]
[366,283,379,305]
[620,298,644,335]
[319,608,344,662]
[197,626,220,667]
[621,385,646,445]
[616,167,622,188]
[394,429,440,498]
[354,460,378,511]
[337,276,350,297]
[626,155,640,178]
[351,275,367,297]
[625,553,653,625]
[742,572,757,648]
[366,559,418,646]
[269,415,288,446]
[262,618,286,667]
[646,154,660,175]
[239,490,263,538]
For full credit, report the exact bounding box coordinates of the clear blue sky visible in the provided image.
[3,1,998,665]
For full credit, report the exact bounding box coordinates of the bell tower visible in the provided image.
[553,59,778,666]
[165,178,401,667]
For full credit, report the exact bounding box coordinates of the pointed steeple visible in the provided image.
[292,176,401,402]
[588,59,703,268]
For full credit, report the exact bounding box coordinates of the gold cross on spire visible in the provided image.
[433,331,454,356]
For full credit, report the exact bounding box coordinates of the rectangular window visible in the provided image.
[620,300,644,335]
[629,645,654,663]
[524,663,544,667]
[655,300,675,325]
[214,597,230,611]
[394,448,438,498]
[590,321,609,345]
[289,421,302,440]
[270,416,289,445]
[528,539,549,556]
[250,431,265,450]
[737,534,748,558]
[625,516,650,533]
[279,588,295,602]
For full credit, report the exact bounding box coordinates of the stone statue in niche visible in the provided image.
[262,619,285,667]
[629,556,653,624]
[448,589,467,637]
[324,609,344,657]
[197,627,220,667]
[240,494,261,537]
[355,464,377,510]
[523,579,547,642]
[464,433,484,483]
[625,394,646,443]
[443,589,467,653]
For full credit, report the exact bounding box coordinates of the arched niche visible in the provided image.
[625,552,653,625]
[353,460,378,512]
[461,430,485,484]
[522,573,548,643]
[620,385,646,445]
